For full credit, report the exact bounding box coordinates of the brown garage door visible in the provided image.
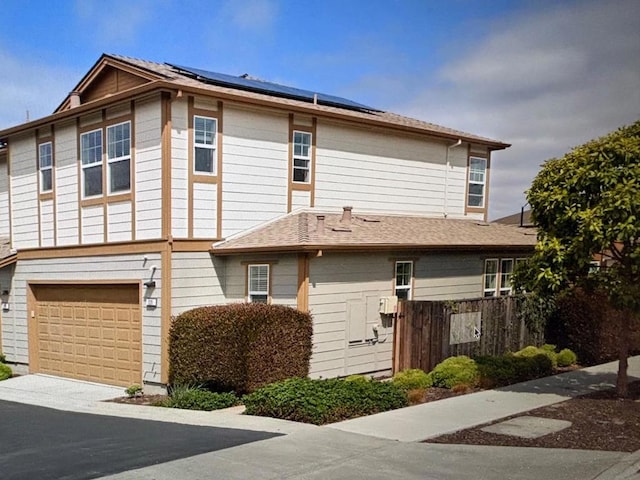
[32,284,142,387]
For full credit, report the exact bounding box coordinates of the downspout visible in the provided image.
[444,139,463,218]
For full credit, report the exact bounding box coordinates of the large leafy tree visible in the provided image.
[520,120,640,397]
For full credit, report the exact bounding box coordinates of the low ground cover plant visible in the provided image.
[243,377,407,425]
[157,384,240,411]
[0,363,11,381]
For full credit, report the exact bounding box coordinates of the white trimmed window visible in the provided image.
[38,142,53,193]
[468,156,487,208]
[107,121,131,194]
[292,130,311,183]
[194,115,217,174]
[81,129,103,198]
[483,259,498,297]
[500,259,514,296]
[395,261,413,300]
[248,264,269,303]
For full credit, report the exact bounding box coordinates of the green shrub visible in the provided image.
[160,384,240,411]
[427,356,479,389]
[392,368,431,391]
[0,351,6,363]
[476,353,553,388]
[0,363,11,381]
[541,344,556,353]
[344,374,370,383]
[243,377,408,425]
[556,348,578,367]
[169,303,313,394]
[125,384,143,398]
[514,345,557,368]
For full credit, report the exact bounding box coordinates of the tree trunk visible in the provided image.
[616,311,630,398]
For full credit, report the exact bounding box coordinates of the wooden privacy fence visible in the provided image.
[393,296,544,374]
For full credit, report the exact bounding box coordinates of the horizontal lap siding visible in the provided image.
[413,254,483,300]
[40,200,55,246]
[193,183,216,238]
[54,122,79,246]
[171,98,188,238]
[315,123,453,216]
[308,254,394,378]
[0,265,15,360]
[107,201,132,242]
[10,254,163,382]
[0,155,9,235]
[81,204,104,244]
[171,252,226,314]
[135,98,162,240]
[10,135,39,249]
[221,107,288,237]
[224,255,297,307]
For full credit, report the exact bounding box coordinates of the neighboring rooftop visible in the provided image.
[493,209,534,227]
[212,208,538,255]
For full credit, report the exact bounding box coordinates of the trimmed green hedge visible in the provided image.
[475,353,553,388]
[243,377,408,425]
[392,368,431,391]
[158,385,240,411]
[427,355,479,388]
[169,303,312,394]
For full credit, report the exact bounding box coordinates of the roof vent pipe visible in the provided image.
[316,215,325,235]
[69,91,81,108]
[341,206,352,224]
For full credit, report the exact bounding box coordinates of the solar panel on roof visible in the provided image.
[167,63,377,112]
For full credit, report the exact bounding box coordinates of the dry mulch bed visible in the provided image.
[110,394,168,406]
[428,380,640,452]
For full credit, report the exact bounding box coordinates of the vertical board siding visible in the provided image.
[54,121,80,246]
[171,98,189,238]
[394,297,545,373]
[107,201,132,242]
[315,122,457,216]
[10,254,163,382]
[221,107,288,237]
[81,205,104,244]
[135,97,163,240]
[307,253,394,379]
[0,155,9,235]
[9,134,39,249]
[171,252,226,314]
[192,183,217,238]
[39,200,55,246]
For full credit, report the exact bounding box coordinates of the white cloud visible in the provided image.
[221,0,278,31]
[0,48,80,130]
[392,0,640,220]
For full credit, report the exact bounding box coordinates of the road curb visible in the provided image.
[594,449,640,480]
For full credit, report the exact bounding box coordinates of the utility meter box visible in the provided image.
[379,295,398,315]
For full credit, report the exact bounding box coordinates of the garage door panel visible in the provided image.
[33,284,142,387]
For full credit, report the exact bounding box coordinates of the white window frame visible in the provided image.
[292,130,312,184]
[106,121,131,194]
[483,259,498,297]
[248,264,269,303]
[394,261,413,300]
[38,141,53,194]
[499,258,514,296]
[194,115,217,175]
[81,128,103,198]
[468,156,487,208]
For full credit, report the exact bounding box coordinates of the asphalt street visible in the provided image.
[0,399,280,480]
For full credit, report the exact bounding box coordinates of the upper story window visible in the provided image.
[194,115,217,175]
[395,261,413,300]
[467,156,487,208]
[38,142,53,193]
[81,129,103,198]
[292,131,312,183]
[248,264,269,303]
[107,122,131,194]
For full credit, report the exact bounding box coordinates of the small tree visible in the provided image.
[518,120,640,397]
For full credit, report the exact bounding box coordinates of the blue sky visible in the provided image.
[1,0,638,219]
